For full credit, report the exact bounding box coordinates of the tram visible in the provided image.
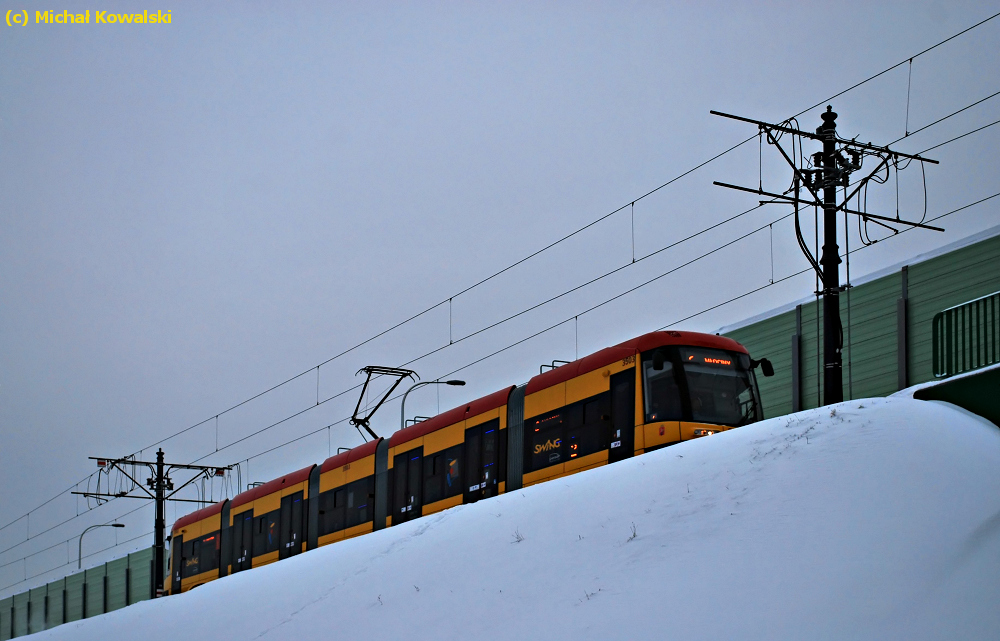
[167,330,771,593]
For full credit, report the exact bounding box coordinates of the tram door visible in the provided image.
[464,419,500,504]
[232,511,253,572]
[279,492,304,560]
[392,448,423,524]
[609,369,636,464]
[170,534,183,593]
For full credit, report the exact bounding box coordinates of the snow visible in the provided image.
[37,398,1000,640]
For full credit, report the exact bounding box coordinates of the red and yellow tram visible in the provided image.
[167,330,769,593]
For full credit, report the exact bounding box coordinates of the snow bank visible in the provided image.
[38,398,1000,640]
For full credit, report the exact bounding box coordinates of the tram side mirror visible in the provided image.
[751,357,774,377]
[652,350,666,371]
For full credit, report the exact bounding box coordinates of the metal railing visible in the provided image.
[933,290,1000,378]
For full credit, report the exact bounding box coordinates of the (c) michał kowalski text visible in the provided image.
[33,10,172,24]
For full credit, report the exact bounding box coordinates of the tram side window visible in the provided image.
[318,488,346,536]
[182,539,199,578]
[584,399,602,425]
[252,511,280,556]
[198,533,219,574]
[566,396,610,460]
[345,477,375,529]
[526,410,565,473]
[642,350,684,423]
[423,444,463,505]
[233,511,252,567]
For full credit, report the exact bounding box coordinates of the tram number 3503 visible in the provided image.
[621,355,635,367]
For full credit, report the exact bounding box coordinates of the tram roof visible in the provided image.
[525,330,747,395]
[388,386,515,448]
[320,437,382,474]
[171,499,228,532]
[229,464,316,510]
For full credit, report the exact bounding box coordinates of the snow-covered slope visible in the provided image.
[39,398,1000,640]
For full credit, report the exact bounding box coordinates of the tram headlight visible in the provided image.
[693,428,716,437]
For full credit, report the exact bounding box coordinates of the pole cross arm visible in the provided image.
[94,459,157,499]
[165,462,234,472]
[89,456,232,472]
[713,182,944,232]
[710,110,939,164]
[164,467,220,500]
[712,109,827,141]
[71,491,214,505]
[88,456,232,498]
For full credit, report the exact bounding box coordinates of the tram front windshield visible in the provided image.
[642,347,760,426]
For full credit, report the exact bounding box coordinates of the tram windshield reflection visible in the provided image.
[642,347,760,426]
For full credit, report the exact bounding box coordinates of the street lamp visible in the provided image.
[79,523,125,569]
[400,380,465,430]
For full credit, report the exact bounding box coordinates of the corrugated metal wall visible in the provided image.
[43,579,63,630]
[25,590,43,636]
[0,547,156,637]
[83,566,105,619]
[799,298,824,410]
[9,595,26,639]
[843,273,902,399]
[63,573,84,623]
[105,557,128,612]
[127,549,153,604]
[725,230,1000,414]
[727,309,796,418]
[1,596,12,641]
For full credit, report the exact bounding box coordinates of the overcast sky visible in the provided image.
[2,1,998,596]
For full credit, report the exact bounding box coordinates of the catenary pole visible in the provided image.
[819,107,844,404]
[711,105,940,408]
[73,448,230,597]
[154,448,165,597]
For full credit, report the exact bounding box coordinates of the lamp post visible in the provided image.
[78,523,125,569]
[400,380,465,430]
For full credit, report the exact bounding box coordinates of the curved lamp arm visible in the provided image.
[79,523,124,569]
[400,380,466,431]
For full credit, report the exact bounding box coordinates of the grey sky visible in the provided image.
[2,1,998,595]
